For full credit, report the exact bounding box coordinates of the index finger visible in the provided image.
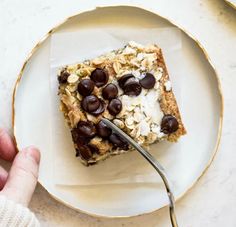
[0,129,17,161]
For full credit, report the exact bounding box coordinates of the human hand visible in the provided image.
[0,129,40,207]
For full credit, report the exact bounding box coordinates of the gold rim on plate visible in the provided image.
[11,5,223,218]
[225,0,236,10]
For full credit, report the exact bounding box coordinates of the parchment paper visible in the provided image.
[50,27,183,185]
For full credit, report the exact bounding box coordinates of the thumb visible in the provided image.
[1,146,40,207]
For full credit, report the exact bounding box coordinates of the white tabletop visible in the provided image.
[1,0,236,226]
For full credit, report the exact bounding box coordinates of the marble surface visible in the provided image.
[0,0,236,226]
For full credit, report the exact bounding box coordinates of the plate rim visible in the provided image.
[11,5,224,218]
[225,0,236,10]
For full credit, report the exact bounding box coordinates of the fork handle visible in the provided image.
[101,118,179,227]
[137,147,179,227]
[119,135,179,227]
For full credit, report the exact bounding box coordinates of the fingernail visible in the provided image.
[25,146,41,164]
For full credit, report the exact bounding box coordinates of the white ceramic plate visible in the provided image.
[13,6,223,217]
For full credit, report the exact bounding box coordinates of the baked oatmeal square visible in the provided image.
[57,41,186,166]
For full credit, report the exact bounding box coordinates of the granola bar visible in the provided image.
[57,41,186,166]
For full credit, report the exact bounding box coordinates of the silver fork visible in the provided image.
[102,118,178,227]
